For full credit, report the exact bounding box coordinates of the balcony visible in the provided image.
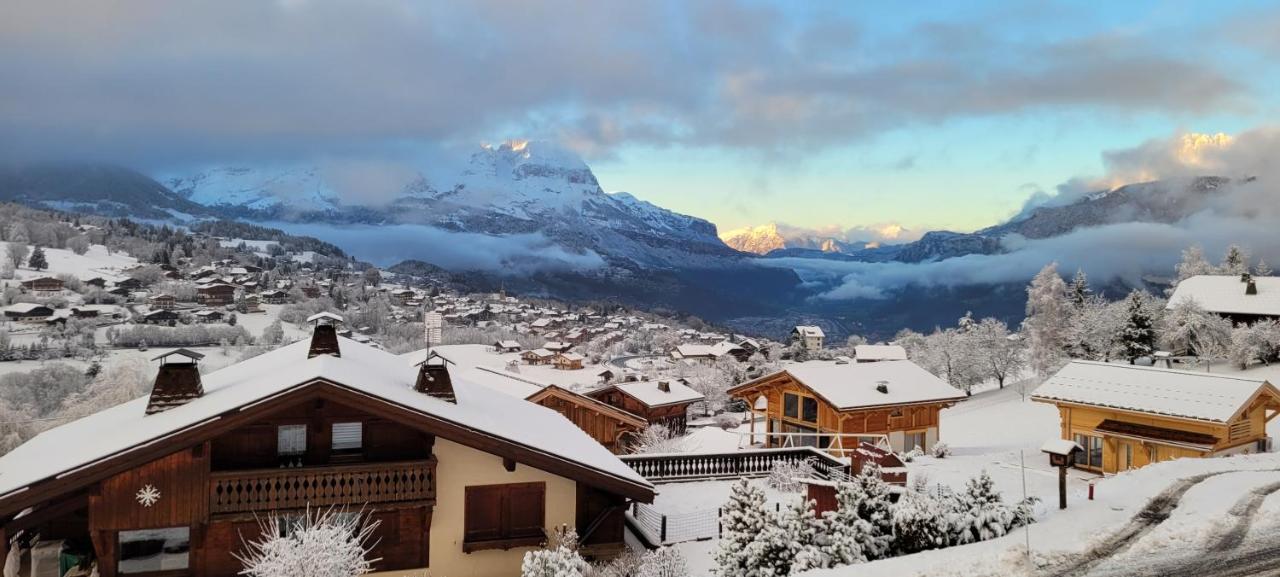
[209,458,436,515]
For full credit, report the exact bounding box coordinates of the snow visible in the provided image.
[1030,360,1268,423]
[0,336,652,499]
[410,344,609,392]
[0,241,136,283]
[854,345,907,361]
[609,379,705,408]
[218,239,280,251]
[1168,274,1280,317]
[741,361,964,411]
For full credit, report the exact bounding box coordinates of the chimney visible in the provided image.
[875,380,889,394]
[1242,273,1253,284]
[416,353,456,403]
[147,349,206,414]
[1247,280,1258,295]
[658,381,671,393]
[307,312,344,358]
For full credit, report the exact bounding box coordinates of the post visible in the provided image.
[660,515,668,543]
[1058,466,1068,509]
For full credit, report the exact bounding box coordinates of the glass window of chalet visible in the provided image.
[1072,433,1103,469]
[783,393,799,419]
[331,422,363,454]
[277,424,307,457]
[463,482,546,552]
[801,397,818,423]
[905,431,926,452]
[118,527,190,574]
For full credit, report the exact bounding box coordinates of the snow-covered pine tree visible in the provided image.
[1256,258,1274,277]
[1025,263,1069,377]
[952,471,1014,545]
[822,482,874,566]
[27,246,47,272]
[890,488,948,554]
[1160,299,1233,359]
[714,479,769,576]
[782,499,829,574]
[850,464,895,559]
[638,547,689,577]
[522,527,589,577]
[1175,245,1215,282]
[1120,290,1156,364]
[1069,269,1091,308]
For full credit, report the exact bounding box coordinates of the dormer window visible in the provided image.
[277,424,307,464]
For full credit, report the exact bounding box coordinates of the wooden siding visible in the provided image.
[90,445,209,531]
[529,390,643,453]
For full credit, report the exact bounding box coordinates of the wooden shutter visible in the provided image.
[506,483,546,538]
[464,486,505,542]
[331,422,363,451]
[463,482,546,544]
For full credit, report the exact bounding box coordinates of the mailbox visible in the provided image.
[1041,438,1084,510]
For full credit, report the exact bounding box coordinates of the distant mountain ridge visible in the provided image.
[721,222,866,255]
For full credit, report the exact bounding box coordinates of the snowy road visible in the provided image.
[1045,469,1280,577]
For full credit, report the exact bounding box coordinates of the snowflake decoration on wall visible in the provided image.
[135,484,161,507]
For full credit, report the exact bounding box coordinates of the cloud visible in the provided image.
[0,1,1249,169]
[264,221,605,272]
[774,126,1280,299]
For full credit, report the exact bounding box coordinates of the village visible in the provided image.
[1,204,1280,577]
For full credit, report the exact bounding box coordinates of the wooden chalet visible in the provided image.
[0,321,653,577]
[586,380,705,435]
[20,276,64,294]
[521,348,555,365]
[526,386,647,454]
[1033,361,1280,474]
[552,352,585,371]
[1167,274,1280,325]
[116,278,146,291]
[492,340,522,353]
[148,294,177,311]
[4,303,54,322]
[258,290,289,305]
[727,360,965,456]
[196,284,236,306]
[140,309,182,325]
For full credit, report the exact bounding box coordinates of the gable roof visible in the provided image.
[793,325,825,338]
[1031,360,1278,423]
[0,337,653,510]
[1167,274,1280,317]
[592,379,705,408]
[730,360,965,411]
[527,385,647,429]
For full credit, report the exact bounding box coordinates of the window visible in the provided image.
[1073,433,1103,468]
[463,482,546,552]
[783,394,799,419]
[801,397,818,423]
[331,422,363,453]
[277,424,307,456]
[118,527,190,574]
[781,422,819,447]
[905,431,926,452]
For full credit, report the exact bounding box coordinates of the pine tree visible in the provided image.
[891,488,948,554]
[1175,245,1214,282]
[638,547,689,577]
[1256,259,1274,277]
[850,464,895,559]
[953,471,1013,544]
[1221,244,1248,275]
[782,499,828,574]
[1069,269,1091,308]
[1120,290,1156,364]
[823,482,875,566]
[27,246,47,271]
[714,479,769,576]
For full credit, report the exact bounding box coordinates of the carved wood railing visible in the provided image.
[619,447,848,482]
[209,458,436,515]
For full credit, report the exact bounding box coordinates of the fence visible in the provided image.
[620,446,849,482]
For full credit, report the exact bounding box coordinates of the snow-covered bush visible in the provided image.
[637,546,688,577]
[589,548,642,577]
[628,424,683,454]
[901,446,924,462]
[714,414,740,430]
[766,458,816,493]
[891,488,949,554]
[930,442,951,458]
[522,527,588,577]
[235,507,380,577]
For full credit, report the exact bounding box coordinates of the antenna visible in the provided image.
[424,311,443,352]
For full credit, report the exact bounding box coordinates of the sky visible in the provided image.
[3,0,1280,239]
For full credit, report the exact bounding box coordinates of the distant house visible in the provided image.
[728,360,965,455]
[587,380,705,435]
[1167,274,1280,324]
[854,344,908,362]
[140,309,182,325]
[193,309,225,323]
[301,286,322,299]
[791,325,825,351]
[259,289,289,304]
[543,341,572,353]
[83,277,108,289]
[553,352,585,371]
[20,276,64,294]
[4,303,53,322]
[115,278,145,290]
[521,348,556,365]
[197,283,236,306]
[71,305,119,319]
[491,340,522,353]
[596,369,616,385]
[148,294,177,311]
[671,341,747,364]
[527,385,647,454]
[1032,361,1280,473]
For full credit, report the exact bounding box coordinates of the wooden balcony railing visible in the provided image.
[209,458,436,515]
[619,447,848,482]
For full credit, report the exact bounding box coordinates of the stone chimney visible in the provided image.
[147,349,206,415]
[1247,279,1258,295]
[416,352,456,403]
[307,312,345,358]
[658,381,671,393]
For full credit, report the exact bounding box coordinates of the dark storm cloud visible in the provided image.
[0,0,1247,168]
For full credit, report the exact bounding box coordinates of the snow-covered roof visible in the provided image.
[1040,438,1082,455]
[0,337,651,500]
[793,325,825,337]
[605,380,704,408]
[1031,360,1274,423]
[854,344,908,361]
[455,366,546,399]
[733,360,965,411]
[4,303,49,314]
[1167,275,1280,317]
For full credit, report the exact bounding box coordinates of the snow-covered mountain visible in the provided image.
[720,223,864,255]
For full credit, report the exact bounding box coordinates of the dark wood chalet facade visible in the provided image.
[585,381,705,436]
[0,324,653,577]
[526,386,647,454]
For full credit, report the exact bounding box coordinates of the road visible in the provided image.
[608,353,667,369]
[1043,469,1280,577]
